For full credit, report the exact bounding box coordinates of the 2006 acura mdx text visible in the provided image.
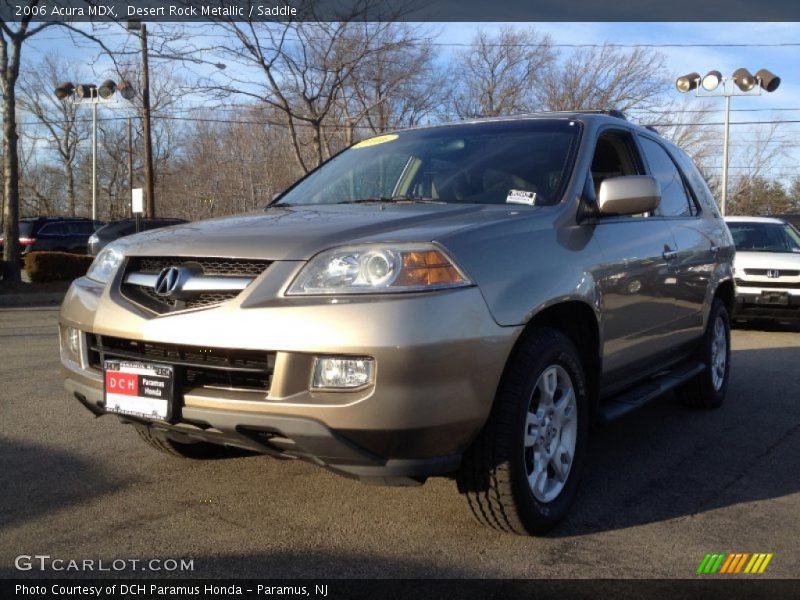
[60,112,735,535]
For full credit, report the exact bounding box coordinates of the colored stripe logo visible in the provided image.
[697,553,773,574]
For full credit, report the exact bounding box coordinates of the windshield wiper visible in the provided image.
[337,195,443,205]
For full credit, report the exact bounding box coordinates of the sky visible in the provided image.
[19,21,800,185]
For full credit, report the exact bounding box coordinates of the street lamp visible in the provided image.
[54,79,136,221]
[676,68,781,216]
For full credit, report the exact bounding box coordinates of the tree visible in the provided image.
[789,176,800,206]
[208,16,431,173]
[447,27,555,119]
[537,44,668,113]
[339,24,444,141]
[18,54,90,216]
[728,177,793,216]
[1,0,56,282]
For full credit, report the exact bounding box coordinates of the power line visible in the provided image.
[26,32,800,49]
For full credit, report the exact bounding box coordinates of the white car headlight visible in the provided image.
[86,242,126,285]
[287,243,472,295]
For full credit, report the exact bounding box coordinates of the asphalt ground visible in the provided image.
[1,308,798,580]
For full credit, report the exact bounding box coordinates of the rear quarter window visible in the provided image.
[670,147,720,217]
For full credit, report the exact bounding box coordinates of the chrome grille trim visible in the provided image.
[123,272,253,292]
[120,256,272,314]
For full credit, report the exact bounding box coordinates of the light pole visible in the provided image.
[676,68,781,216]
[127,20,226,218]
[55,80,136,221]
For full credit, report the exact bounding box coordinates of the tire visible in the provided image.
[133,424,247,459]
[457,328,589,535]
[677,298,730,409]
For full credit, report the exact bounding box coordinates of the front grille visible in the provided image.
[121,256,271,314]
[136,257,269,277]
[744,268,800,277]
[88,334,275,393]
[735,279,800,290]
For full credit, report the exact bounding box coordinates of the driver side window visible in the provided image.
[590,131,648,217]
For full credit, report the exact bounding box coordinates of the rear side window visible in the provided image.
[38,222,69,235]
[69,222,95,234]
[639,137,694,217]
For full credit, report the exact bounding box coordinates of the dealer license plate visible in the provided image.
[104,360,175,421]
[758,291,789,306]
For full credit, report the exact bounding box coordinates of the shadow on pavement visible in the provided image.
[0,439,129,531]
[552,344,800,537]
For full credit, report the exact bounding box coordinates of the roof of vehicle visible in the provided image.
[395,109,660,138]
[21,216,97,222]
[724,216,790,224]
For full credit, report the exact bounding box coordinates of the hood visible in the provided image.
[734,251,800,271]
[117,203,546,260]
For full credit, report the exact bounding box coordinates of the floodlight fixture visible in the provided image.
[756,68,781,93]
[732,68,757,92]
[676,72,700,93]
[701,70,722,92]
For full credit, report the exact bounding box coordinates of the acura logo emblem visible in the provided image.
[155,266,183,297]
[767,270,780,278]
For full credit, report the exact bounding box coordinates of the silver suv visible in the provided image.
[59,112,735,535]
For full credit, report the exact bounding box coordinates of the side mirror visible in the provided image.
[598,175,660,216]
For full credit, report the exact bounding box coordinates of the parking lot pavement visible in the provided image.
[0,307,798,579]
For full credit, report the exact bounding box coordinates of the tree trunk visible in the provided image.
[65,162,76,216]
[2,41,21,284]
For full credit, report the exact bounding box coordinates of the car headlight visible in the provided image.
[86,242,126,285]
[287,243,472,295]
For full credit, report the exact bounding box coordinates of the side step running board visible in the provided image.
[598,361,706,424]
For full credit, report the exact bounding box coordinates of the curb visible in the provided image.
[0,292,65,308]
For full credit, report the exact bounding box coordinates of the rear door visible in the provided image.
[589,128,684,390]
[639,136,716,346]
[36,222,70,251]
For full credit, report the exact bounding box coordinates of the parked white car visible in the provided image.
[726,216,800,322]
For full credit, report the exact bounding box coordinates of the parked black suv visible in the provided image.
[87,218,187,256]
[0,217,104,256]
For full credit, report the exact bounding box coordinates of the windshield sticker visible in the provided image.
[506,190,537,206]
[352,134,399,149]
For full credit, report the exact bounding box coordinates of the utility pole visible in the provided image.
[127,116,134,218]
[91,95,97,221]
[140,23,156,218]
[344,118,355,146]
[721,95,731,217]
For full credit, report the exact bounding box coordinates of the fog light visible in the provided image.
[62,326,81,362]
[312,357,374,390]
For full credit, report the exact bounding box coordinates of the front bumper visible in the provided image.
[60,269,520,483]
[733,281,800,320]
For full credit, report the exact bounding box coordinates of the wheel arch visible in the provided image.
[713,278,735,317]
[507,300,602,415]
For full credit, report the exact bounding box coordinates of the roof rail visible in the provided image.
[567,109,628,120]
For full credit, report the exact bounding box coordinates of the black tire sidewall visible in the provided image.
[702,299,731,404]
[508,334,589,533]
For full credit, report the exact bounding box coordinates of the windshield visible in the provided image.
[728,221,800,253]
[275,120,581,207]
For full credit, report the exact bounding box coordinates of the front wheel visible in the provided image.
[457,328,589,535]
[677,298,730,409]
